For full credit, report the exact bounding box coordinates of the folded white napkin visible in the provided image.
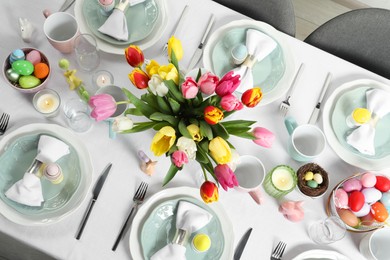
[150,201,213,260]
[346,88,390,155]
[5,135,70,207]
[233,29,277,93]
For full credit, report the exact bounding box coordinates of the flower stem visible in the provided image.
[202,167,208,181]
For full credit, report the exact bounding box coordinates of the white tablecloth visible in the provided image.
[0,0,389,259]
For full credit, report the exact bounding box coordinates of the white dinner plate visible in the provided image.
[0,124,93,225]
[74,0,168,54]
[322,79,390,170]
[129,187,234,260]
[203,19,295,106]
[292,249,350,260]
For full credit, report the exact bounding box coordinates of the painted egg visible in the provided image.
[19,75,41,89]
[349,190,365,212]
[337,208,360,227]
[362,188,382,204]
[304,171,314,181]
[381,191,390,208]
[370,201,389,222]
[5,68,20,82]
[360,213,375,226]
[361,172,377,188]
[34,63,49,79]
[9,49,25,64]
[12,60,34,76]
[353,203,371,217]
[334,188,349,208]
[313,173,323,184]
[375,176,390,192]
[307,180,318,188]
[26,50,41,65]
[343,178,362,192]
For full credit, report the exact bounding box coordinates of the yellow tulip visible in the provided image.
[167,36,183,61]
[146,59,160,77]
[187,124,203,141]
[150,126,176,156]
[158,64,179,85]
[209,137,232,164]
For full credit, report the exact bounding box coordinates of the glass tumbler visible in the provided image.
[63,98,93,133]
[308,216,346,244]
[74,33,100,71]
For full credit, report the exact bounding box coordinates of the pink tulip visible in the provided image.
[89,94,117,122]
[171,150,188,168]
[220,94,244,111]
[215,71,241,97]
[181,77,199,99]
[252,127,275,148]
[214,164,238,191]
[198,72,219,95]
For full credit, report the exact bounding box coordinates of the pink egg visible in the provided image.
[26,50,41,65]
[361,172,377,188]
[343,178,362,192]
[334,188,349,208]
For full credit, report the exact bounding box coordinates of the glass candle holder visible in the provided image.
[33,89,61,117]
[92,70,114,89]
[263,165,297,199]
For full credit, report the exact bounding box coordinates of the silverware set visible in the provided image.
[0,113,10,136]
[270,241,287,260]
[308,72,332,124]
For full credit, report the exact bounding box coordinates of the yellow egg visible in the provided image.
[192,233,211,252]
[304,171,314,181]
[352,108,371,124]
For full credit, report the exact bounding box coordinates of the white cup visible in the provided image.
[360,227,390,260]
[43,12,79,53]
[234,155,265,204]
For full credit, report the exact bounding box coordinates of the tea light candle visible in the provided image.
[272,167,295,191]
[92,70,114,88]
[263,165,297,199]
[33,89,61,117]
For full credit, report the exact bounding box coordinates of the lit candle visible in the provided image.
[33,89,61,117]
[263,165,297,199]
[92,70,114,88]
[272,167,294,191]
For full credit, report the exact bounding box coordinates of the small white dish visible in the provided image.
[292,249,350,260]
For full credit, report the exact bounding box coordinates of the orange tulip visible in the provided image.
[241,87,263,107]
[204,106,224,125]
[124,45,144,67]
[200,181,219,203]
[128,68,150,89]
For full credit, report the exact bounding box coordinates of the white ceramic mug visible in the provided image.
[234,155,265,204]
[43,12,79,53]
[359,227,390,260]
[284,116,326,162]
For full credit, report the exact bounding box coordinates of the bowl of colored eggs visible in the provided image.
[327,172,390,232]
[297,163,329,198]
[3,48,51,93]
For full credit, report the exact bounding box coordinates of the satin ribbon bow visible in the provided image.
[150,201,213,260]
[233,29,277,93]
[346,88,390,155]
[5,135,70,207]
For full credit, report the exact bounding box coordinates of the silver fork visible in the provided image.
[112,181,148,251]
[270,241,287,260]
[279,63,305,117]
[0,113,10,135]
[162,5,189,55]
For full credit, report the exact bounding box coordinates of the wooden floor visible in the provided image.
[293,0,370,40]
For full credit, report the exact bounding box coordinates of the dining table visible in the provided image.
[0,0,389,259]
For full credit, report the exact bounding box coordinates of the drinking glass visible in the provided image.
[63,98,93,133]
[74,33,100,71]
[308,216,346,244]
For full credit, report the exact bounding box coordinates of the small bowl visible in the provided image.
[297,163,329,198]
[3,48,51,93]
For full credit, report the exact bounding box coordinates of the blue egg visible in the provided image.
[231,44,248,65]
[380,191,390,208]
[9,49,25,64]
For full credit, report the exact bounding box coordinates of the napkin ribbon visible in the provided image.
[5,135,70,207]
[233,29,277,93]
[150,201,213,260]
[346,88,390,155]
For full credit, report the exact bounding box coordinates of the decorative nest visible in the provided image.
[297,163,329,197]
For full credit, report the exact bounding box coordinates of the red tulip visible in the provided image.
[204,106,224,125]
[124,45,144,67]
[200,181,219,203]
[241,87,263,107]
[128,68,150,89]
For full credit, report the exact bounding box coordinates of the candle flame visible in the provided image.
[101,76,106,83]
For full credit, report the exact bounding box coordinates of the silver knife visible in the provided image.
[76,163,112,240]
[308,72,332,125]
[58,0,75,12]
[187,14,215,70]
[234,227,252,260]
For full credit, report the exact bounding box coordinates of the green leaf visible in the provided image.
[178,119,192,138]
[120,121,156,133]
[192,92,203,107]
[221,120,256,129]
[156,96,172,114]
[150,112,179,126]
[189,118,199,125]
[199,120,213,140]
[199,139,209,152]
[123,88,156,117]
[171,49,179,72]
[162,164,179,186]
[124,108,143,116]
[164,80,185,102]
[167,97,181,114]
[211,123,230,140]
[230,131,257,140]
[196,149,208,163]
[195,68,202,81]
[152,121,171,130]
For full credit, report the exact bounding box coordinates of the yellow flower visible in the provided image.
[150,126,176,156]
[158,64,179,85]
[187,124,203,142]
[209,137,232,164]
[167,36,183,61]
[146,59,160,77]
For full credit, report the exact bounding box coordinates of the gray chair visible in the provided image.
[213,0,296,37]
[304,8,390,79]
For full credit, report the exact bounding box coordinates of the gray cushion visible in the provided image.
[213,0,296,37]
[304,8,390,80]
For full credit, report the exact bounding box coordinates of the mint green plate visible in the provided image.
[82,0,159,45]
[331,86,390,159]
[141,197,224,260]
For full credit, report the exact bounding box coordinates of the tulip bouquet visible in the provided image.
[89,36,275,203]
